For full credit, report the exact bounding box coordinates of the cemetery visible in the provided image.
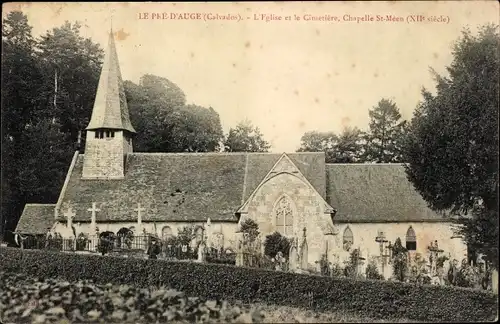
[2,218,498,323]
[0,244,497,323]
[12,218,499,294]
[2,8,498,323]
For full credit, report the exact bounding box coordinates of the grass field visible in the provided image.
[250,304,416,323]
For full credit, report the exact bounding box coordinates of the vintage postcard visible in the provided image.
[1,1,498,323]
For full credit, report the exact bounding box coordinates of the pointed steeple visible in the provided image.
[86,28,136,133]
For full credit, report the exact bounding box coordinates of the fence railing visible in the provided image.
[15,234,242,264]
[15,234,289,271]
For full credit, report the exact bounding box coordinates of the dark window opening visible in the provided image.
[405,226,417,251]
[406,241,417,251]
[95,130,105,139]
[343,226,354,251]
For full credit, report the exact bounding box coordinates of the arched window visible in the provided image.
[274,196,294,236]
[406,226,417,251]
[162,226,173,240]
[343,226,354,251]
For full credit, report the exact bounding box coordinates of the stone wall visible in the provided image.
[330,222,468,275]
[243,172,333,264]
[82,130,127,179]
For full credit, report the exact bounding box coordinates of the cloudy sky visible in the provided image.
[3,2,498,152]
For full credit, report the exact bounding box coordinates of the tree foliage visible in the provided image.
[224,119,271,152]
[297,131,337,152]
[391,238,408,282]
[402,25,499,266]
[1,12,228,240]
[125,75,224,153]
[329,127,365,163]
[297,128,365,163]
[264,231,291,259]
[239,219,260,243]
[2,14,102,239]
[364,98,408,163]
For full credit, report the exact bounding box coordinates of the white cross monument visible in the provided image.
[134,203,145,234]
[64,207,76,238]
[88,202,100,237]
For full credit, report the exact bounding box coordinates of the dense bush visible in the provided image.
[365,260,384,280]
[263,232,290,259]
[0,247,497,322]
[0,271,264,323]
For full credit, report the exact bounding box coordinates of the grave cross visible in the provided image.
[87,202,100,235]
[64,207,76,233]
[134,203,145,233]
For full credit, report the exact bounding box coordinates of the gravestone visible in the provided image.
[205,218,212,249]
[87,202,100,237]
[299,228,308,270]
[288,237,299,272]
[492,269,498,294]
[235,233,244,267]
[198,240,206,262]
[134,203,145,234]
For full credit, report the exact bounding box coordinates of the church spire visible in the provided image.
[86,29,136,133]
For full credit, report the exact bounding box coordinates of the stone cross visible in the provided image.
[64,207,76,235]
[299,227,308,270]
[205,217,212,249]
[289,237,299,272]
[134,203,145,233]
[87,202,100,236]
[197,240,206,263]
[491,269,498,294]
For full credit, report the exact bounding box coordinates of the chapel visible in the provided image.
[15,29,468,274]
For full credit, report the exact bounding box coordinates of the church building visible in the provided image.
[16,30,467,272]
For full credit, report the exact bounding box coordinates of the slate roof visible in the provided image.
[55,152,326,223]
[16,204,56,234]
[85,30,136,133]
[325,164,447,223]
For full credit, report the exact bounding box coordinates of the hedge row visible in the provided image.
[1,247,498,322]
[0,271,263,323]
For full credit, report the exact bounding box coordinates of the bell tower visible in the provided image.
[82,28,136,179]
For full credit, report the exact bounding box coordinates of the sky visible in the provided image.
[3,1,499,152]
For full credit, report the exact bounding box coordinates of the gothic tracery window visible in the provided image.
[406,226,417,251]
[274,196,294,236]
[343,226,354,251]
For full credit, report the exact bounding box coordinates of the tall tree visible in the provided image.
[125,74,224,152]
[1,11,44,238]
[1,15,104,240]
[36,21,104,144]
[403,25,499,266]
[364,98,407,163]
[224,119,271,152]
[169,105,224,152]
[329,127,365,163]
[297,128,366,163]
[297,131,337,153]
